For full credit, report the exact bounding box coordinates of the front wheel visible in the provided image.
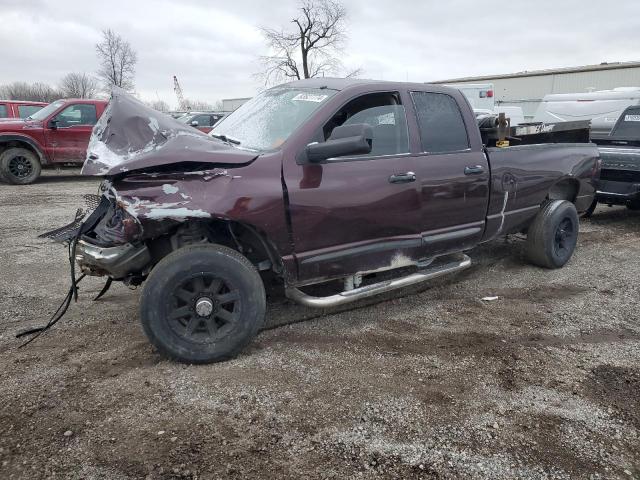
[140,244,266,364]
[0,147,42,185]
[525,200,579,269]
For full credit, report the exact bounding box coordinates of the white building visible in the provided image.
[431,61,640,119]
[222,97,251,113]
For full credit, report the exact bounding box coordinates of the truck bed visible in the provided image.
[482,143,600,241]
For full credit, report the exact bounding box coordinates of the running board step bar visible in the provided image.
[285,254,471,308]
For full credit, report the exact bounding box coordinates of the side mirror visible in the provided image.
[48,119,59,129]
[190,120,199,127]
[305,123,373,163]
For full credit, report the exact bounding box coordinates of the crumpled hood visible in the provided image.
[81,87,259,176]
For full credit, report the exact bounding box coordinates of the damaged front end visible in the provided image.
[41,87,262,285]
[39,188,150,284]
[74,187,150,281]
[29,87,282,353]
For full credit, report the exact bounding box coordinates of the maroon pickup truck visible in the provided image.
[0,98,107,184]
[41,80,599,363]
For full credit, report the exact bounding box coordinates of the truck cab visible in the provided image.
[0,98,107,184]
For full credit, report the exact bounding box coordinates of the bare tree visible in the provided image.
[145,99,170,112]
[59,72,99,98]
[95,29,137,91]
[257,0,361,84]
[0,82,62,102]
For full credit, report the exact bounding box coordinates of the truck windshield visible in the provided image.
[612,107,640,138]
[176,114,195,124]
[210,87,336,151]
[28,100,64,120]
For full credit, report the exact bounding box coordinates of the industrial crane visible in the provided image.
[173,75,189,111]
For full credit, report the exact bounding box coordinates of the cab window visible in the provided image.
[193,114,212,127]
[411,91,469,153]
[0,104,8,118]
[18,105,43,118]
[55,104,98,127]
[323,92,409,157]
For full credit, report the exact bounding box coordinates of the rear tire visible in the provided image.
[0,147,42,185]
[140,244,266,364]
[525,200,579,269]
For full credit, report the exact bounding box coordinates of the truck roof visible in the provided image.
[58,98,108,105]
[0,100,48,105]
[280,77,458,94]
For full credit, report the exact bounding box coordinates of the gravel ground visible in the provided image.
[0,171,638,479]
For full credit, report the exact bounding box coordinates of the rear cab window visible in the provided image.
[0,104,8,118]
[411,91,470,153]
[323,92,410,158]
[17,104,43,118]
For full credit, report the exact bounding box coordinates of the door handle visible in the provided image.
[464,165,485,175]
[388,172,416,184]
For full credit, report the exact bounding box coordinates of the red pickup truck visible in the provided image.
[0,100,48,119]
[0,98,107,184]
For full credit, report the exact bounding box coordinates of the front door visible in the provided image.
[409,91,490,255]
[48,103,98,163]
[284,92,425,285]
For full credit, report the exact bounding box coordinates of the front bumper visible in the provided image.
[75,240,151,279]
[595,179,640,206]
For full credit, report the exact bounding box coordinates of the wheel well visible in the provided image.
[147,219,284,277]
[547,179,579,203]
[0,139,44,164]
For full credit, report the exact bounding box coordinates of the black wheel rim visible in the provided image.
[8,155,33,179]
[554,217,575,258]
[167,273,241,344]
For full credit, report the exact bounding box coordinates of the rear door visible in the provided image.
[48,103,98,162]
[284,91,424,284]
[409,90,490,254]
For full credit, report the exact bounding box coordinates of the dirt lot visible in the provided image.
[0,171,638,479]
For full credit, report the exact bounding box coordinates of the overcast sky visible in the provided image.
[1,0,639,108]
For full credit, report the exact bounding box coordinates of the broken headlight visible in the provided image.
[89,201,143,246]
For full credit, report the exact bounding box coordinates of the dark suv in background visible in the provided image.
[177,111,224,133]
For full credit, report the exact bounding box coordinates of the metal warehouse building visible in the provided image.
[432,61,640,119]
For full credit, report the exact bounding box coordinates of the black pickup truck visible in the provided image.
[590,106,640,211]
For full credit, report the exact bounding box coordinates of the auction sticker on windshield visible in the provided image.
[624,114,640,122]
[292,93,329,102]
